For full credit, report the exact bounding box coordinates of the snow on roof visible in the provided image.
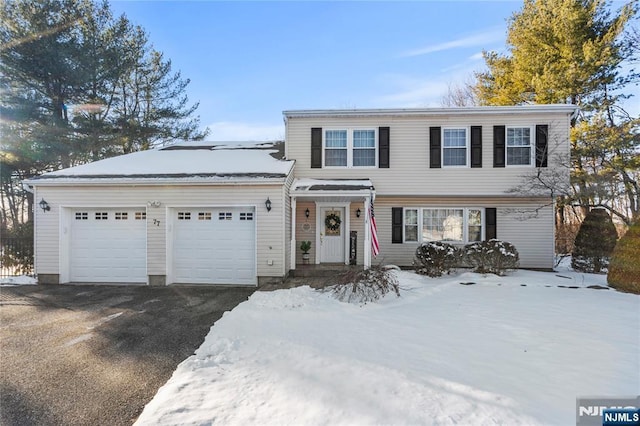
[292,178,374,192]
[31,143,294,183]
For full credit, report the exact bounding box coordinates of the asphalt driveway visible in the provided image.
[0,284,255,426]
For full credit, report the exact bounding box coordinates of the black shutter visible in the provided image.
[392,207,403,244]
[471,125,482,168]
[379,126,390,168]
[535,124,548,167]
[486,208,497,240]
[493,126,505,168]
[311,127,322,168]
[429,127,441,168]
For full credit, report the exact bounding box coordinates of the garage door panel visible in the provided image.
[172,207,256,285]
[70,208,147,283]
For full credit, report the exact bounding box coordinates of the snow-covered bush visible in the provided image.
[464,239,519,276]
[329,265,400,304]
[413,241,459,277]
[607,221,640,294]
[572,208,618,273]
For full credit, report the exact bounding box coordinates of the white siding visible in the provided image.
[286,112,571,196]
[373,196,555,269]
[34,183,287,281]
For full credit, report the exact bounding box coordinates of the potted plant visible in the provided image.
[300,240,311,263]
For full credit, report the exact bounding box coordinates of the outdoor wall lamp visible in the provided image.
[39,198,50,212]
[265,197,272,212]
[305,208,310,218]
[356,208,361,218]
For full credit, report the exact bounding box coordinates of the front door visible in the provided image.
[320,207,345,263]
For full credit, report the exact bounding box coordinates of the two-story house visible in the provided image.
[25,105,575,286]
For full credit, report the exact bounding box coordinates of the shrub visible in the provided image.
[413,241,459,277]
[572,208,618,273]
[328,265,400,304]
[607,221,640,294]
[464,239,519,276]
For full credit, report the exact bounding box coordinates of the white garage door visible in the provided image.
[70,208,147,283]
[172,207,256,285]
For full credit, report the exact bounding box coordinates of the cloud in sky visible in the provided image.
[402,28,505,57]
[206,121,285,142]
[374,65,480,108]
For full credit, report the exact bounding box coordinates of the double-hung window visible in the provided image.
[353,130,376,166]
[506,127,533,166]
[404,208,484,243]
[443,128,468,167]
[324,130,348,166]
[324,129,376,167]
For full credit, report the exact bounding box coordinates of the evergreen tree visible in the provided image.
[572,208,618,272]
[474,0,639,226]
[0,0,207,228]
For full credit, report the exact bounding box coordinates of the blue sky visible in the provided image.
[109,1,637,141]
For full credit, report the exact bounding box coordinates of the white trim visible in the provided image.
[315,202,351,265]
[283,104,578,118]
[290,197,297,271]
[402,207,419,243]
[364,196,371,269]
[401,207,486,245]
[442,126,470,168]
[505,125,535,167]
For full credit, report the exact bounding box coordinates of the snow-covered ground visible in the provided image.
[0,275,37,286]
[136,265,639,425]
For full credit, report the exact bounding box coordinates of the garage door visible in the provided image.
[172,207,256,285]
[70,208,147,283]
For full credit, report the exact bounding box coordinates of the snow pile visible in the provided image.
[135,269,639,425]
[0,275,37,286]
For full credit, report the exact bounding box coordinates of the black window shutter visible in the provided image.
[535,124,548,167]
[392,207,403,243]
[429,127,441,168]
[379,126,390,168]
[486,208,497,240]
[311,127,322,168]
[493,126,505,168]
[471,126,482,168]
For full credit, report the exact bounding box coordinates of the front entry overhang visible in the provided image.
[290,179,376,269]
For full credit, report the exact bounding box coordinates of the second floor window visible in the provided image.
[324,129,377,167]
[443,128,468,167]
[507,127,532,166]
[325,130,348,166]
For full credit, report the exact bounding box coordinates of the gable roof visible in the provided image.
[27,142,294,185]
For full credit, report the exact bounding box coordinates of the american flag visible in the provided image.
[369,195,380,257]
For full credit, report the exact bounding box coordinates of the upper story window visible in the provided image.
[506,127,532,166]
[442,128,468,167]
[324,128,377,168]
[325,130,348,166]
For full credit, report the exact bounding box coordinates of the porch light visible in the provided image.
[265,197,272,212]
[356,208,361,218]
[305,208,310,218]
[39,198,50,212]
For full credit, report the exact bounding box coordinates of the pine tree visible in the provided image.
[572,208,618,273]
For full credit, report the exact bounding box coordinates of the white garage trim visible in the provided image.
[60,206,148,283]
[166,205,258,286]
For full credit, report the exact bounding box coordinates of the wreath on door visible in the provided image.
[325,213,341,232]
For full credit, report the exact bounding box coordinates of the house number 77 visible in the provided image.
[153,219,160,226]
